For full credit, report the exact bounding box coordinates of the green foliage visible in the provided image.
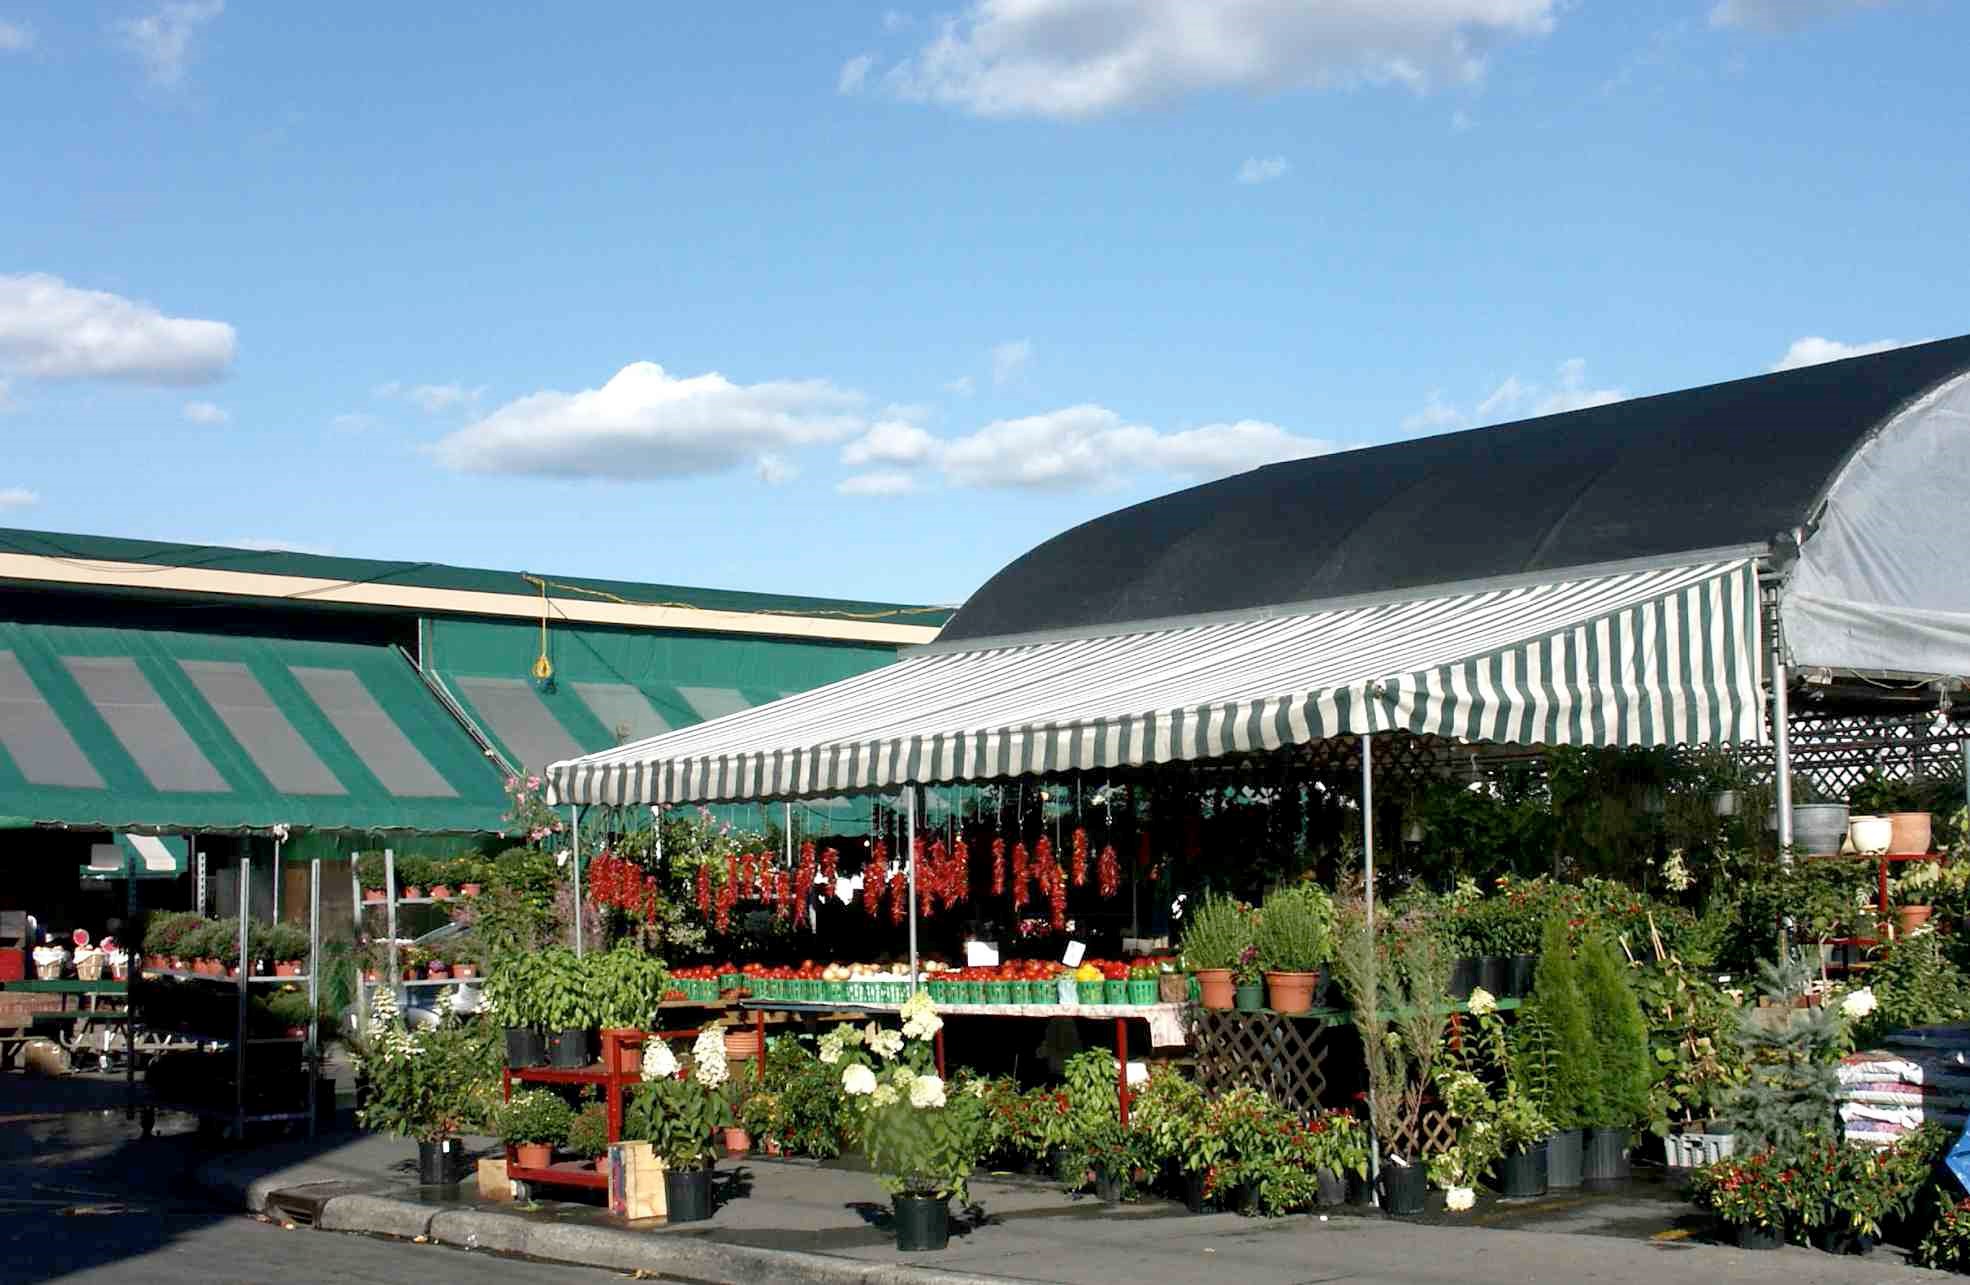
[142,911,205,957]
[588,944,669,1029]
[1506,1004,1558,1120]
[1918,1198,1970,1271]
[1332,907,1450,1163]
[1128,1069,1216,1174]
[353,994,488,1143]
[624,1069,732,1171]
[1722,956,1846,1155]
[252,920,309,964]
[1577,933,1652,1129]
[1853,932,1970,1047]
[1063,1117,1157,1200]
[1179,894,1252,971]
[530,947,598,1031]
[1529,917,1600,1130]
[1407,769,1557,884]
[496,1088,573,1146]
[1629,958,1745,1134]
[1254,883,1336,972]
[861,1086,990,1202]
[759,1038,846,1158]
[566,1102,610,1158]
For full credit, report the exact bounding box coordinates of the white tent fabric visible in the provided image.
[548,560,1764,806]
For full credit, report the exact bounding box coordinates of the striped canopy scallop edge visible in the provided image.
[548,560,1765,807]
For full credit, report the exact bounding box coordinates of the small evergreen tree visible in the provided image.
[1530,916,1602,1130]
[1722,955,1846,1154]
[1577,932,1652,1128]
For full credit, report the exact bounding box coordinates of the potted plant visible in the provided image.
[1232,945,1264,1012]
[623,1029,732,1222]
[841,992,988,1251]
[1435,988,1552,1202]
[1692,1151,1789,1249]
[1129,1069,1225,1211]
[1633,958,1745,1166]
[394,854,432,900]
[1576,932,1650,1183]
[591,944,669,1073]
[1179,894,1250,1010]
[1524,917,1598,1188]
[534,947,598,1068]
[1772,777,1847,857]
[566,1100,611,1172]
[1332,907,1450,1215]
[498,1088,573,1170]
[1303,1109,1372,1205]
[1071,1117,1154,1203]
[1255,883,1336,1014]
[351,987,478,1185]
[1890,862,1939,936]
[484,952,547,1068]
[739,1089,783,1156]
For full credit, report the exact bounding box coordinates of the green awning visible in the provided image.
[0,622,508,833]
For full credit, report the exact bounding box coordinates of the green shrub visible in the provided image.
[497,1089,573,1146]
[143,911,205,957]
[1528,916,1600,1130]
[1577,932,1652,1129]
[566,1102,610,1158]
[1254,883,1336,973]
[1179,894,1252,971]
[1854,933,1970,1046]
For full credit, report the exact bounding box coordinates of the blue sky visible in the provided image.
[0,1,1963,607]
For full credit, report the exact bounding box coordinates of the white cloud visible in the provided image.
[0,380,15,412]
[883,10,915,33]
[0,486,37,509]
[1769,335,1921,372]
[940,404,1331,490]
[1405,358,1627,433]
[112,0,224,87]
[943,375,976,397]
[221,536,335,556]
[376,381,483,413]
[0,273,235,384]
[881,0,1557,119]
[839,53,875,94]
[182,399,228,424]
[330,411,375,431]
[0,19,33,51]
[431,361,865,479]
[838,470,919,497]
[1709,0,1887,32]
[755,452,798,485]
[991,338,1033,385]
[1236,156,1289,185]
[843,419,937,466]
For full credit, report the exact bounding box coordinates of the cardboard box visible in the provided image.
[608,1141,666,1220]
[476,1157,511,1201]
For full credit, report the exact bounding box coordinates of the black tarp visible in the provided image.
[940,335,1970,645]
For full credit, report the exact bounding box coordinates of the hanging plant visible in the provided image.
[1098,844,1121,899]
[888,872,907,924]
[864,841,888,916]
[738,853,755,900]
[696,861,712,916]
[1011,842,1030,909]
[776,870,793,922]
[1072,827,1090,888]
[991,837,1006,896]
[952,838,970,905]
[820,846,839,882]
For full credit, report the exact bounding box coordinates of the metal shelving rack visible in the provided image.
[135,842,323,1140]
[351,849,479,1030]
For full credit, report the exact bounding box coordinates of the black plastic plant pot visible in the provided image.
[1581,1127,1631,1184]
[1478,956,1509,998]
[1234,983,1265,1013]
[1445,957,1479,1001]
[548,1028,593,1069]
[1049,1145,1081,1187]
[1380,1161,1428,1216]
[1735,1221,1782,1251]
[417,1138,466,1187]
[1315,1167,1347,1207]
[1181,1170,1219,1213]
[1497,1145,1546,1198]
[1094,1168,1124,1204]
[1506,954,1538,998]
[894,1194,951,1251]
[504,1027,547,1069]
[1810,1227,1874,1256]
[1546,1129,1584,1189]
[1346,1168,1376,1206]
[664,1167,713,1222]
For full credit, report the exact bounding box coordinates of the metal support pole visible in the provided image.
[1361,734,1376,928]
[906,786,921,989]
[571,803,585,956]
[236,852,250,1138]
[307,855,320,1138]
[1773,643,1794,863]
[193,840,205,915]
[384,848,398,1007]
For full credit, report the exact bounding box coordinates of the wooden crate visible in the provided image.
[608,1141,666,1220]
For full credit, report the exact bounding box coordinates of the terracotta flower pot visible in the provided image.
[1264,970,1320,1014]
[722,1126,751,1157]
[454,964,478,979]
[362,889,386,903]
[723,1027,762,1061]
[460,883,482,897]
[1194,968,1235,1010]
[1897,905,1934,936]
[429,885,452,901]
[1887,812,1933,854]
[513,1142,552,1170]
[400,886,423,900]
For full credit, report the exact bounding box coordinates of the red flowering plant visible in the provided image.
[1691,1151,1795,1230]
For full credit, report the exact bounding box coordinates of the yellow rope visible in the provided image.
[531,580,554,682]
[517,573,954,623]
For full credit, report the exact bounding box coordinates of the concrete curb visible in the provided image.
[297,1189,1045,1285]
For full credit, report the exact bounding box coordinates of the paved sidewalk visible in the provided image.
[190,1130,1944,1285]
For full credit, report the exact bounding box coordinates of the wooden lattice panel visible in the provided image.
[1188,1009,1334,1116]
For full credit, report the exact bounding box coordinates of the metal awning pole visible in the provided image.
[1773,631,1794,865]
[906,787,920,990]
[1361,735,1376,928]
[570,803,585,956]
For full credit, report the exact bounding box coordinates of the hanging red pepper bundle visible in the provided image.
[1010,842,1030,908]
[1098,844,1121,898]
[820,846,839,882]
[715,866,736,933]
[928,839,949,911]
[695,861,712,916]
[991,837,1007,895]
[888,872,907,924]
[795,841,817,916]
[1038,850,1067,932]
[1034,835,1055,898]
[757,854,773,902]
[864,840,888,915]
[1071,827,1089,887]
[952,839,970,905]
[776,870,793,922]
[737,853,755,901]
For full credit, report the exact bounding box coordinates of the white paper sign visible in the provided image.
[1061,940,1087,967]
[964,940,1001,968]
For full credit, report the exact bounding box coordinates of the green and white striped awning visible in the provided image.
[548,560,1765,806]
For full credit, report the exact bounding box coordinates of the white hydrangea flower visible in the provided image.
[902,1004,944,1042]
[818,1030,844,1065]
[909,1074,947,1109]
[868,1028,905,1060]
[870,1082,900,1107]
[642,1039,679,1081]
[1467,987,1497,1017]
[692,1028,729,1089]
[1446,1185,1475,1212]
[837,1024,865,1047]
[842,1063,877,1096]
[1841,987,1878,1019]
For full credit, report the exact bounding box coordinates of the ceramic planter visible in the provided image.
[428,885,452,901]
[1194,969,1235,1009]
[1848,815,1894,855]
[1379,1160,1428,1216]
[513,1142,552,1170]
[1785,803,1850,856]
[1582,1127,1630,1184]
[1233,983,1264,1012]
[1497,1144,1546,1198]
[1887,811,1933,854]
[664,1167,713,1223]
[721,1126,751,1157]
[1546,1128,1584,1189]
[1898,905,1934,935]
[417,1138,465,1186]
[1264,970,1320,1014]
[893,1193,950,1251]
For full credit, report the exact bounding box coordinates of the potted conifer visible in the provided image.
[1526,917,1597,1189]
[1577,932,1651,1183]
